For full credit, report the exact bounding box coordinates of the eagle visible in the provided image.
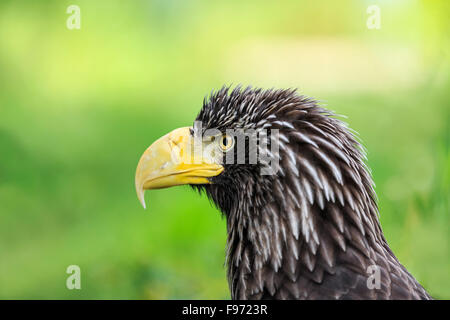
[135,86,431,300]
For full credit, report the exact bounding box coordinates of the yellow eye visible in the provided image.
[219,134,234,151]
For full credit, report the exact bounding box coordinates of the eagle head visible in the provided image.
[135,86,431,300]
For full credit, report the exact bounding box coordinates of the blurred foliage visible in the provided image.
[0,0,448,299]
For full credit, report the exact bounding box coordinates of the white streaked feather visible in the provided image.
[288,208,300,240]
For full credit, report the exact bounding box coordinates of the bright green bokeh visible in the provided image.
[0,0,448,299]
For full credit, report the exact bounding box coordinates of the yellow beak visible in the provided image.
[135,127,224,209]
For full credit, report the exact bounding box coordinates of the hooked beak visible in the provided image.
[135,127,224,209]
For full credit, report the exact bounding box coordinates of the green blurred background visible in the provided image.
[0,0,448,299]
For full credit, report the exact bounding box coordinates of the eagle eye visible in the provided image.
[219,134,234,152]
